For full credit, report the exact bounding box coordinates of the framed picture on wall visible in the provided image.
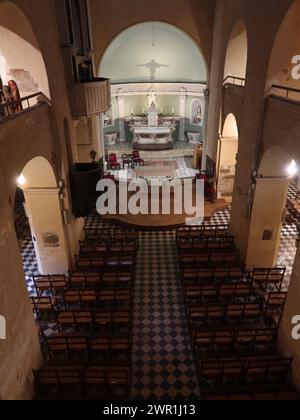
[103,105,114,128]
[190,98,202,126]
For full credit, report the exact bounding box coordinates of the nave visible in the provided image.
[15,203,300,400]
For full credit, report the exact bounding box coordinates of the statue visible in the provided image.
[194,106,202,125]
[148,102,158,127]
[147,88,157,107]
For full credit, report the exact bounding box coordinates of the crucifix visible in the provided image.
[137,59,170,81]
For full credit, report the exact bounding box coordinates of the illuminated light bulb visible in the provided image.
[17,174,26,187]
[287,160,298,177]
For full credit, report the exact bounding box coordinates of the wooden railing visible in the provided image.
[0,92,47,123]
[223,76,246,87]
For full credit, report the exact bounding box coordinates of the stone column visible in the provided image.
[202,88,210,170]
[90,114,104,159]
[23,187,69,275]
[179,94,187,141]
[205,1,226,162]
[117,97,126,142]
[0,168,41,399]
[245,177,289,269]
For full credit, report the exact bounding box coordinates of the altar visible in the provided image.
[131,101,175,150]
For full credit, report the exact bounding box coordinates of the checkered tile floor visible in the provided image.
[15,196,298,399]
[131,230,199,400]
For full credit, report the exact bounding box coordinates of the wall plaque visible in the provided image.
[42,233,60,248]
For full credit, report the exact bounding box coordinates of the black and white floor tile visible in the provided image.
[131,230,199,400]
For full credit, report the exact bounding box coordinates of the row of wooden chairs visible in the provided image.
[69,272,133,290]
[177,237,235,253]
[197,356,293,387]
[32,290,133,313]
[62,288,132,308]
[45,335,131,362]
[33,365,130,400]
[182,267,286,291]
[182,267,245,283]
[204,388,300,400]
[56,310,132,332]
[33,272,133,296]
[84,227,139,244]
[192,328,277,354]
[184,282,256,303]
[75,255,135,272]
[179,251,241,268]
[79,239,138,256]
[176,224,230,240]
[188,302,264,326]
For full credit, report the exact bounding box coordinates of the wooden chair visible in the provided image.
[46,336,89,361]
[249,267,286,292]
[33,275,68,296]
[31,296,59,321]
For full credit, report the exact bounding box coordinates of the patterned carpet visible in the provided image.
[14,198,298,399]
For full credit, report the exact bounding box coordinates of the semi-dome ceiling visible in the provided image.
[99,22,207,84]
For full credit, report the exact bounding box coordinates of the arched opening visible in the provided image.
[14,157,69,297]
[224,19,248,80]
[98,21,208,158]
[267,0,300,96]
[0,1,50,117]
[217,113,239,202]
[246,146,299,286]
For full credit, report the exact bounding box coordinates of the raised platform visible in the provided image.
[133,141,174,151]
[102,199,229,230]
[107,141,194,160]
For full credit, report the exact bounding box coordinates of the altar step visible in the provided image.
[110,147,194,160]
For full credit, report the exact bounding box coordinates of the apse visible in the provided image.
[99,22,207,84]
[97,22,207,148]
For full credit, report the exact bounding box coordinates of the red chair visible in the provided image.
[108,153,121,170]
[102,173,115,181]
[197,171,216,203]
[132,151,145,166]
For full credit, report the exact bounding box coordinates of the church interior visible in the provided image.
[1,0,300,401]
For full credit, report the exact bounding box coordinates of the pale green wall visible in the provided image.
[156,96,179,115]
[99,22,207,84]
[104,94,205,143]
[124,96,148,115]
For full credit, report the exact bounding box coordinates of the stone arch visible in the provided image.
[224,18,248,81]
[267,0,300,92]
[0,1,50,98]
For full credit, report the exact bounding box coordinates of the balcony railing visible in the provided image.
[0,92,48,123]
[69,78,111,118]
[267,84,300,103]
[223,76,246,87]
